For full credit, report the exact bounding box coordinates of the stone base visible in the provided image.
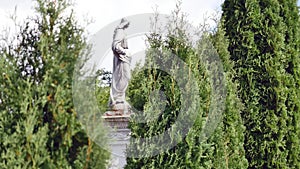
[102,112,132,169]
[102,113,131,129]
[104,110,131,116]
[108,102,132,115]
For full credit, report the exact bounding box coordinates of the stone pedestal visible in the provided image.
[102,114,131,169]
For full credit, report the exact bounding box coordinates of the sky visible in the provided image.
[0,0,225,71]
[0,0,299,71]
[0,0,224,34]
[1,0,299,33]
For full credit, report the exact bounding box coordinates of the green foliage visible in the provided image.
[95,69,111,113]
[0,0,109,168]
[210,25,248,169]
[222,0,300,168]
[126,64,148,112]
[125,3,248,168]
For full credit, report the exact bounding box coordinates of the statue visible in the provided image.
[106,18,131,116]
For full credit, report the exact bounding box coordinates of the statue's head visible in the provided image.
[119,18,130,29]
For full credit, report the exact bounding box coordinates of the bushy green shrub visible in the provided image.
[125,4,248,168]
[0,1,109,168]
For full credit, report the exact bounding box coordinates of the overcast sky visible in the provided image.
[0,0,299,71]
[0,0,226,71]
[0,0,225,33]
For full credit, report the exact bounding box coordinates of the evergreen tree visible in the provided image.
[125,3,248,168]
[0,0,109,168]
[95,69,112,113]
[222,0,300,168]
[209,23,249,169]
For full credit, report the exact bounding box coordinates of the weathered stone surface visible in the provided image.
[102,113,131,129]
[102,113,131,169]
[104,17,132,169]
[109,18,131,110]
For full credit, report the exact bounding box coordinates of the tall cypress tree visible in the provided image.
[222,0,300,168]
[125,3,248,168]
[210,24,249,169]
[0,0,109,168]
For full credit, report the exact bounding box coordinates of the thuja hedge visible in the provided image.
[125,4,248,168]
[222,0,300,168]
[0,0,109,168]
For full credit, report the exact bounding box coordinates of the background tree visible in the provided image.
[222,0,300,168]
[95,69,112,113]
[0,0,109,168]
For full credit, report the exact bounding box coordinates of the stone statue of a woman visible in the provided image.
[107,18,131,115]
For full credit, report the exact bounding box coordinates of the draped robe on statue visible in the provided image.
[109,21,131,111]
